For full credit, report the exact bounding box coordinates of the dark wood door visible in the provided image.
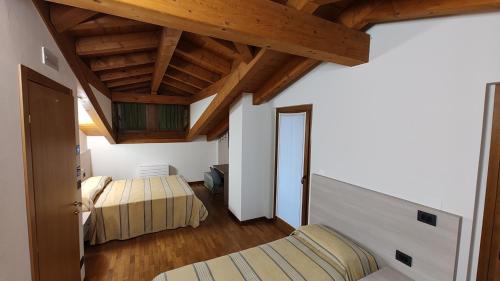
[478,85,500,281]
[22,67,80,281]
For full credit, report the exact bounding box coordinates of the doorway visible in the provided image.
[273,105,312,233]
[478,85,500,281]
[20,65,81,281]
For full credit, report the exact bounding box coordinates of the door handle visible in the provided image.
[73,201,82,207]
[301,176,307,185]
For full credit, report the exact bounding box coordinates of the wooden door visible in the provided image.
[478,85,500,281]
[20,66,81,281]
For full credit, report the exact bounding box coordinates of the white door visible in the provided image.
[276,112,307,229]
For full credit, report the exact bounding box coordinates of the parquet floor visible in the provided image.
[84,183,286,281]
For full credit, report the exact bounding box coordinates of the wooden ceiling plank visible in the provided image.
[190,76,228,103]
[233,43,254,64]
[161,77,199,95]
[45,0,370,65]
[151,28,183,94]
[99,65,154,81]
[166,69,210,90]
[112,92,191,105]
[112,82,151,92]
[70,14,157,36]
[175,40,232,75]
[50,4,98,32]
[169,57,221,83]
[184,32,240,60]
[338,0,500,30]
[207,118,229,141]
[90,52,156,71]
[76,31,159,56]
[107,75,152,88]
[160,84,193,97]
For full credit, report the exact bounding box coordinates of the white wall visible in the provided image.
[0,1,83,280]
[87,136,217,182]
[271,13,500,281]
[190,95,215,128]
[229,94,274,221]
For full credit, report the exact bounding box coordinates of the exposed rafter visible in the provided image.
[175,40,232,75]
[45,0,371,65]
[99,65,154,82]
[190,76,228,103]
[233,43,254,64]
[166,69,210,90]
[169,57,221,83]
[107,75,152,88]
[338,0,500,30]
[49,4,98,32]
[151,28,182,95]
[76,31,159,56]
[286,0,343,14]
[90,52,156,71]
[207,118,229,141]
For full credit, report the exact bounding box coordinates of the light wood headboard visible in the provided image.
[310,174,461,281]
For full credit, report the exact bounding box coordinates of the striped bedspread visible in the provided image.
[89,175,208,245]
[152,224,378,281]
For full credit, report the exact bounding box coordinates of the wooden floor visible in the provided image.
[84,183,287,281]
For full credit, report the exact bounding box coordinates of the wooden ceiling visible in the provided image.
[39,0,500,143]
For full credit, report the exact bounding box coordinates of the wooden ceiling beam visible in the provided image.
[166,69,210,90]
[112,92,191,105]
[190,76,228,103]
[99,65,154,81]
[286,0,343,14]
[45,0,370,65]
[159,84,193,97]
[70,15,155,36]
[161,77,199,95]
[253,56,319,104]
[207,118,229,141]
[90,52,156,71]
[175,41,232,75]
[76,31,159,56]
[188,49,282,139]
[107,75,152,88]
[151,28,182,95]
[32,0,115,143]
[338,0,500,30]
[50,4,98,32]
[233,43,254,64]
[169,57,221,83]
[112,82,151,92]
[184,33,240,60]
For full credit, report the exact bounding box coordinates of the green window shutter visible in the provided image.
[158,104,188,131]
[117,103,147,131]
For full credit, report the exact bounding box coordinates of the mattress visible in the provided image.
[88,175,208,245]
[152,224,378,281]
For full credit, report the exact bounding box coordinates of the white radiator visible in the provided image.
[134,164,170,178]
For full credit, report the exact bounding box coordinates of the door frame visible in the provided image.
[273,104,313,231]
[19,65,74,281]
[477,85,500,281]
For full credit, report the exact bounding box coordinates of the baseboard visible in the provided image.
[274,217,295,235]
[228,210,274,225]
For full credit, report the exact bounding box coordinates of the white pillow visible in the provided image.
[81,176,111,211]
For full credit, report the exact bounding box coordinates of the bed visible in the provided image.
[82,175,208,245]
[152,224,379,281]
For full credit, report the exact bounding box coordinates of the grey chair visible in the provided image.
[204,167,223,194]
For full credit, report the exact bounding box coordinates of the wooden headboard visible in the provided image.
[310,174,461,281]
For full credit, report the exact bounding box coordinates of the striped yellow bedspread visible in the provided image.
[152,224,378,281]
[89,175,208,245]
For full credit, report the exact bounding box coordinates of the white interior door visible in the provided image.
[276,112,307,229]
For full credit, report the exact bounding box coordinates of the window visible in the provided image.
[117,103,146,132]
[116,103,189,133]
